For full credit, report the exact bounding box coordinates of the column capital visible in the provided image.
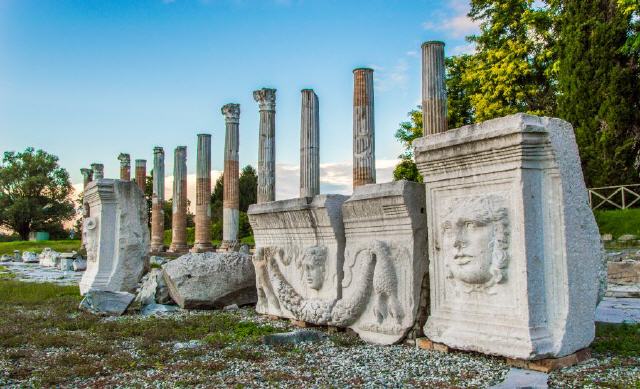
[117,153,130,166]
[80,168,93,179]
[221,103,241,122]
[153,146,164,155]
[253,88,276,111]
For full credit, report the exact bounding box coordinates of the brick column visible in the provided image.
[221,103,240,249]
[135,159,146,193]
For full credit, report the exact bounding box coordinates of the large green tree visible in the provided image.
[556,0,640,186]
[210,165,258,239]
[0,148,75,240]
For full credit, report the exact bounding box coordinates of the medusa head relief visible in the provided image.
[439,194,510,294]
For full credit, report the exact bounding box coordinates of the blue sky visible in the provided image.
[0,0,477,200]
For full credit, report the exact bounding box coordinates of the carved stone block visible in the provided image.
[248,195,348,322]
[80,179,149,295]
[414,113,602,360]
[340,181,428,345]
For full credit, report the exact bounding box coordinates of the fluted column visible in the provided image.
[353,68,376,189]
[221,104,241,249]
[192,134,213,252]
[150,147,165,253]
[422,41,447,135]
[168,146,188,253]
[117,153,131,181]
[135,159,146,193]
[300,89,320,198]
[80,168,93,189]
[91,163,104,180]
[254,88,276,203]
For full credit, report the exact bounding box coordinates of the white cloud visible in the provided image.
[373,58,410,93]
[422,1,479,39]
[450,43,476,55]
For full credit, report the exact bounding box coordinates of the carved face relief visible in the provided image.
[440,195,510,291]
[301,246,327,290]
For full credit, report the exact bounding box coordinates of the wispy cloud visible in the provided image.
[374,58,410,93]
[422,1,479,39]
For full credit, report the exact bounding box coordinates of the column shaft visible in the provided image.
[300,89,320,198]
[91,163,104,180]
[421,41,447,135]
[135,159,146,193]
[117,153,131,181]
[222,104,241,247]
[169,146,188,253]
[353,68,376,189]
[192,134,213,252]
[254,88,276,203]
[80,168,93,189]
[150,147,165,252]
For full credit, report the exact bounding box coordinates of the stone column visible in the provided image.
[421,41,447,135]
[91,163,104,180]
[253,88,276,203]
[300,89,320,198]
[168,146,188,253]
[192,134,213,252]
[117,153,131,181]
[221,103,241,248]
[150,147,165,253]
[353,68,376,189]
[135,159,147,193]
[80,168,93,189]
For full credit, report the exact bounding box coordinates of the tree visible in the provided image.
[0,148,75,240]
[209,165,258,239]
[556,0,640,186]
[446,55,476,128]
[239,165,257,212]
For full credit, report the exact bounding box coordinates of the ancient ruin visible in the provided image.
[135,159,146,192]
[91,163,104,180]
[192,134,213,252]
[222,103,241,249]
[352,68,375,188]
[150,147,165,253]
[254,88,277,204]
[300,89,320,198]
[168,146,188,253]
[118,153,131,181]
[80,168,93,189]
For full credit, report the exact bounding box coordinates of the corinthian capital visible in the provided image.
[117,153,130,167]
[221,103,241,122]
[253,88,276,111]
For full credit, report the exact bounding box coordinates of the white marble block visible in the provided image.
[248,195,347,322]
[414,113,602,360]
[80,179,149,296]
[340,181,428,344]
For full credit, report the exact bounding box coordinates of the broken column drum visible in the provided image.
[414,113,603,360]
[80,179,149,295]
[300,89,320,198]
[150,147,165,253]
[169,146,189,253]
[222,104,241,248]
[135,159,146,193]
[254,88,276,203]
[81,168,93,189]
[192,134,213,252]
[91,163,104,180]
[353,68,376,188]
[421,41,447,135]
[117,153,131,181]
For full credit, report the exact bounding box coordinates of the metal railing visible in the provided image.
[588,184,640,210]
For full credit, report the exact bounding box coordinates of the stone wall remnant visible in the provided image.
[80,179,149,295]
[192,134,213,252]
[222,104,241,249]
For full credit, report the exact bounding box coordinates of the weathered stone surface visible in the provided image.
[300,89,320,198]
[249,195,348,321]
[618,234,637,242]
[13,250,20,262]
[222,103,241,248]
[162,252,256,309]
[415,114,602,360]
[21,251,38,263]
[134,268,172,307]
[352,68,376,188]
[608,260,640,285]
[490,368,548,389]
[141,303,180,316]
[73,258,87,271]
[254,88,276,204]
[262,329,327,346]
[149,256,167,267]
[80,179,149,295]
[38,248,60,267]
[595,297,640,323]
[0,254,12,262]
[421,41,447,135]
[169,147,188,253]
[150,147,165,253]
[59,257,75,271]
[601,234,613,242]
[79,290,135,316]
[192,134,213,252]
[339,181,428,345]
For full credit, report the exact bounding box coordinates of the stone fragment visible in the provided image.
[21,251,38,263]
[38,248,60,267]
[149,256,167,267]
[141,303,179,316]
[595,297,640,323]
[608,260,640,285]
[489,368,548,389]
[79,290,135,316]
[223,303,239,311]
[162,252,257,309]
[73,258,87,271]
[601,233,613,242]
[339,180,428,345]
[249,195,348,320]
[80,179,149,295]
[0,254,12,262]
[13,250,20,262]
[618,234,638,242]
[414,114,603,359]
[134,268,172,307]
[59,257,75,271]
[262,329,327,346]
[172,340,203,352]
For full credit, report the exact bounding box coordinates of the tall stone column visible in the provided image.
[353,68,376,189]
[80,168,93,189]
[253,88,276,203]
[221,103,241,248]
[300,89,320,198]
[421,41,447,135]
[192,134,213,252]
[150,147,165,253]
[168,146,188,253]
[91,163,104,180]
[135,159,147,193]
[117,153,131,181]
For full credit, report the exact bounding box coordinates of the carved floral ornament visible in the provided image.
[439,194,510,294]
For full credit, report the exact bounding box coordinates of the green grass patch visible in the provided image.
[594,208,640,240]
[0,279,80,306]
[0,265,16,280]
[592,323,640,357]
[0,240,81,256]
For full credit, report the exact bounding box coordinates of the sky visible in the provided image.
[0,0,478,203]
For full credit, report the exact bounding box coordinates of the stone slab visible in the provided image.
[489,368,548,389]
[595,297,640,323]
[79,290,135,316]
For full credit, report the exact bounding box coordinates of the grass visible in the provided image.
[594,208,640,240]
[0,240,81,256]
[591,323,640,357]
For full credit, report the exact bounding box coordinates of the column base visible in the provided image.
[167,243,189,254]
[149,243,165,253]
[190,242,214,253]
[219,240,240,252]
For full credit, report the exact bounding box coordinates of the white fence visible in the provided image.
[588,184,640,210]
